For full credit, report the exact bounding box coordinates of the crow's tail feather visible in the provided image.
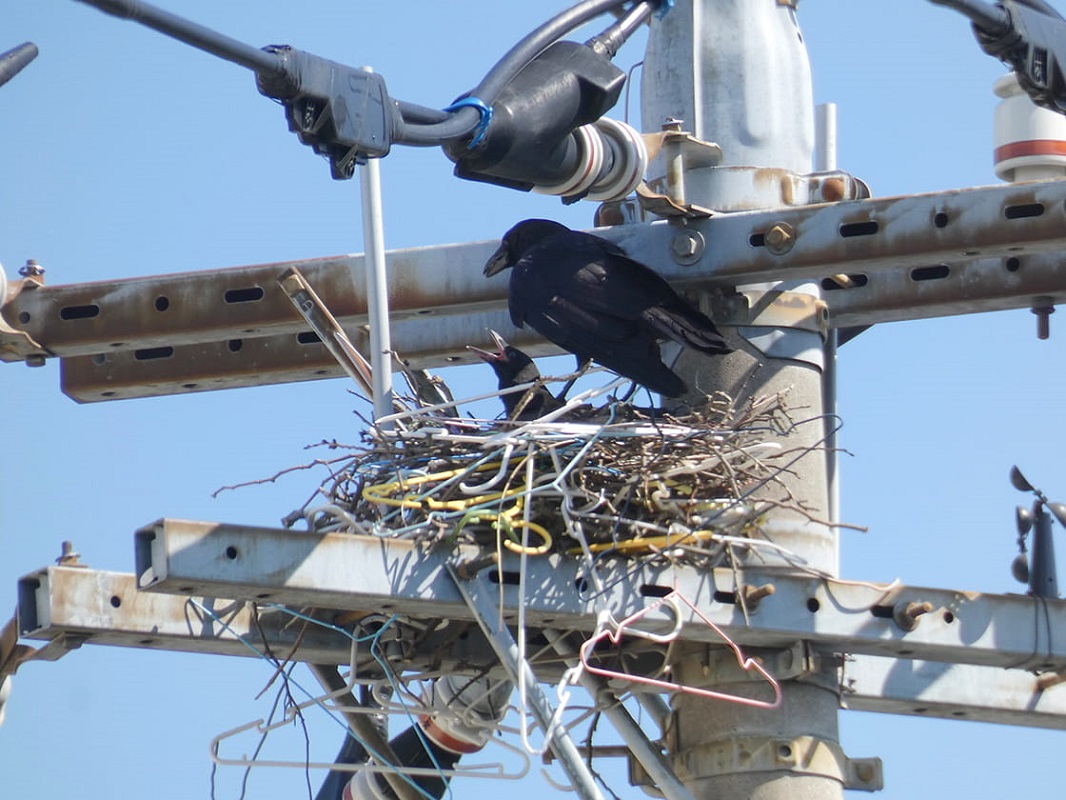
[643,304,731,355]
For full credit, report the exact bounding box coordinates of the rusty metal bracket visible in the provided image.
[0,616,37,680]
[0,273,48,363]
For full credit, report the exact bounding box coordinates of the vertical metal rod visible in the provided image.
[359,156,395,426]
[543,629,696,800]
[816,102,841,558]
[814,103,838,172]
[445,565,606,800]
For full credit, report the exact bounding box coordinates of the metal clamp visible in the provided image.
[674,734,882,792]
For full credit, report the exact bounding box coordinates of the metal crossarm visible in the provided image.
[134,519,1066,673]
[5,181,1066,401]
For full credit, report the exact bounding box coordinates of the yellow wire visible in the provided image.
[361,461,527,511]
[503,519,553,555]
[569,528,720,555]
[452,510,553,556]
[362,458,553,554]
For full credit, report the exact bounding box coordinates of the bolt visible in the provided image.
[26,355,46,368]
[19,259,44,278]
[763,222,795,255]
[854,761,878,784]
[740,582,776,611]
[670,230,705,265]
[661,117,685,133]
[893,601,934,631]
[1031,297,1055,340]
[455,551,499,580]
[56,540,83,566]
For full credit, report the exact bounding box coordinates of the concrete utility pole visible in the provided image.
[643,3,842,798]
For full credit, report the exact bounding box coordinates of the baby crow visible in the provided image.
[483,219,730,397]
[467,330,563,420]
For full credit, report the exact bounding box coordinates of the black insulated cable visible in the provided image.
[587,1,656,59]
[928,0,1011,34]
[394,0,637,146]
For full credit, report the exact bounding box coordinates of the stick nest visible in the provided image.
[289,383,815,565]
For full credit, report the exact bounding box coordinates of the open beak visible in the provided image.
[483,241,510,277]
[466,329,509,362]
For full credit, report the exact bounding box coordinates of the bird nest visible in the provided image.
[279,375,819,565]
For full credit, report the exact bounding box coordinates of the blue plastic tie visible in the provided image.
[655,0,674,19]
[443,96,493,148]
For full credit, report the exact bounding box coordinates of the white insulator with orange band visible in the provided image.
[994,71,1066,182]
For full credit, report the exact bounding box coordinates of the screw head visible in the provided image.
[764,223,795,255]
[670,230,705,265]
[19,259,44,278]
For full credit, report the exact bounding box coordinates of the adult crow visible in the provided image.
[483,219,730,397]
[468,330,563,420]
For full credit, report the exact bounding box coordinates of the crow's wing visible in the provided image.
[540,233,684,320]
[513,292,686,396]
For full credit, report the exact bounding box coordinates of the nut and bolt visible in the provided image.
[763,222,796,255]
[19,259,44,278]
[741,582,776,611]
[893,601,934,631]
[56,540,84,567]
[670,229,705,265]
[455,551,499,580]
[1032,297,1055,340]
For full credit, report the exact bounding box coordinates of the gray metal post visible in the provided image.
[642,2,844,798]
[358,155,395,425]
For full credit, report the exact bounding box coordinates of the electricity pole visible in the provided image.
[642,3,843,797]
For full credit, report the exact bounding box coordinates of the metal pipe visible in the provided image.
[0,42,38,89]
[359,156,395,425]
[814,103,837,173]
[445,566,606,800]
[543,628,697,800]
[816,102,841,560]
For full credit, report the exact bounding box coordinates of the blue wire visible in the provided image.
[264,606,454,800]
[442,97,493,148]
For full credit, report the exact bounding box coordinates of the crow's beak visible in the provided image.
[483,242,510,277]
[466,329,509,362]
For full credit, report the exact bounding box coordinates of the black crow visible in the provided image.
[468,330,563,420]
[483,219,730,397]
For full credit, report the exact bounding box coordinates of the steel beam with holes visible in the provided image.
[16,562,1066,729]
[135,519,1066,674]
[4,180,1066,400]
[16,566,353,664]
[841,656,1066,730]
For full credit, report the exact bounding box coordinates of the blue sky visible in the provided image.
[2,1,1064,798]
